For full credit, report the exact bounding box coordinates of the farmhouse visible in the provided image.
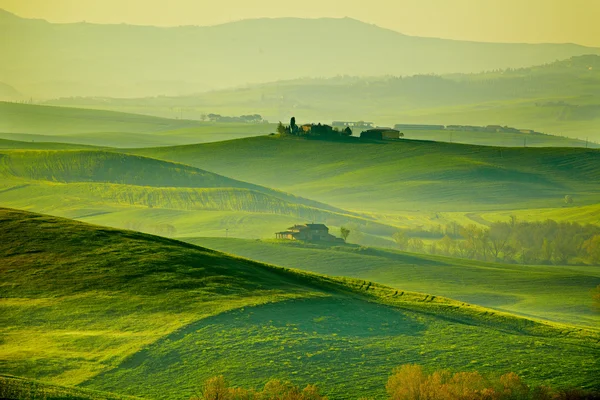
[360,128,402,140]
[275,224,343,242]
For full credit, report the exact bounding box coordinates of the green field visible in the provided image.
[1,208,599,400]
[0,150,400,243]
[182,237,600,328]
[400,128,596,148]
[129,135,600,213]
[0,375,141,400]
[0,102,274,147]
[0,138,108,150]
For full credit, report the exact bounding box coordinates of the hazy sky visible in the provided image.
[2,0,599,47]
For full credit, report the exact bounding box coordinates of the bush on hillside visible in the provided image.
[192,376,327,400]
[386,364,600,400]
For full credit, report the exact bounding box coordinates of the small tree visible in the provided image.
[343,126,352,136]
[565,195,574,204]
[392,231,408,250]
[276,121,286,134]
[290,116,297,134]
[340,227,350,242]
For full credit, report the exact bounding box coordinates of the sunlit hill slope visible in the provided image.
[1,208,599,399]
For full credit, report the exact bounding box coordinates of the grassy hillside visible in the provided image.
[0,150,400,241]
[130,135,600,212]
[1,208,599,399]
[183,237,600,328]
[0,150,343,210]
[478,203,600,226]
[0,374,141,400]
[0,138,106,150]
[0,102,272,147]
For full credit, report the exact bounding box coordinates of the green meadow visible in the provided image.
[130,135,600,213]
[0,149,399,245]
[1,208,599,400]
[182,237,600,328]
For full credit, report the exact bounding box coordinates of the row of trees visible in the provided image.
[192,366,599,400]
[392,218,600,265]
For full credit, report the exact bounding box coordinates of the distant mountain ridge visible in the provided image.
[2,9,599,98]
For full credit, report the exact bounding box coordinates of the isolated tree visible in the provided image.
[565,195,574,204]
[387,364,426,400]
[276,121,286,134]
[392,231,409,250]
[408,238,424,253]
[489,222,512,260]
[583,235,600,265]
[439,235,456,255]
[340,226,350,242]
[343,126,353,136]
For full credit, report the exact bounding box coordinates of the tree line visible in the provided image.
[191,365,600,400]
[392,218,600,265]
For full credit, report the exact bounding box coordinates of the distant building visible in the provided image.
[485,125,504,132]
[332,121,374,128]
[394,124,445,131]
[360,128,402,140]
[275,224,343,242]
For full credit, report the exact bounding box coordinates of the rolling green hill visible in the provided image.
[183,237,600,328]
[0,138,107,150]
[0,102,272,147]
[1,208,599,399]
[129,135,600,213]
[0,150,400,241]
[0,150,340,210]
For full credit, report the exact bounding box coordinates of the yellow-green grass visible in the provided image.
[128,135,600,213]
[0,149,399,242]
[476,203,600,226]
[182,237,600,328]
[0,374,142,400]
[1,208,599,400]
[0,150,347,212]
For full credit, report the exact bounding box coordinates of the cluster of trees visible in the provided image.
[392,218,600,265]
[386,364,598,400]
[277,117,353,137]
[203,114,265,123]
[192,376,326,400]
[192,366,599,400]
